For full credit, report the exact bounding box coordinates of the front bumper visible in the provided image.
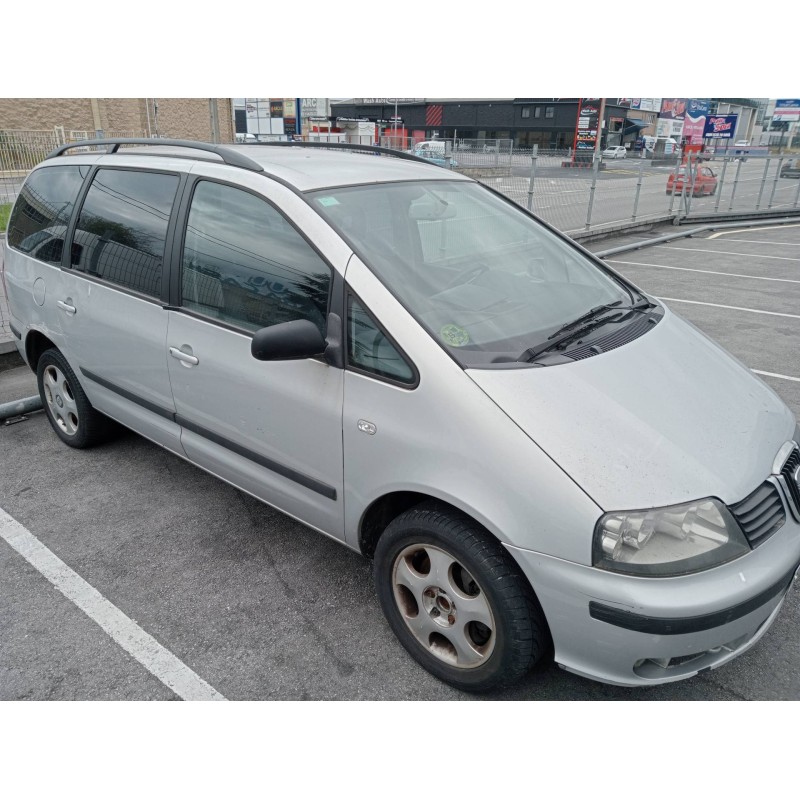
[506,513,800,687]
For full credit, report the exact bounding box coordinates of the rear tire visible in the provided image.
[374,503,549,692]
[37,348,118,448]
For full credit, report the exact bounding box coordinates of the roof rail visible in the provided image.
[46,138,265,172]
[252,140,435,165]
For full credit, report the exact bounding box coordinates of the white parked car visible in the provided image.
[602,145,627,159]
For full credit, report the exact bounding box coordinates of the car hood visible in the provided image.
[467,307,795,511]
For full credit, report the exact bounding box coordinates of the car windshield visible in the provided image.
[309,180,633,366]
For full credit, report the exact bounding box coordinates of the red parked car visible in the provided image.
[667,165,718,196]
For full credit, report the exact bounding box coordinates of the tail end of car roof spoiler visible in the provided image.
[46,138,266,172]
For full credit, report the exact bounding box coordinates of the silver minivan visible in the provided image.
[4,139,800,691]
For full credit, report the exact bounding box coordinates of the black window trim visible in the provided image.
[168,174,337,339]
[345,289,419,390]
[64,163,187,307]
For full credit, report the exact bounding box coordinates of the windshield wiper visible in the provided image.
[517,313,624,363]
[516,298,656,364]
[545,300,624,340]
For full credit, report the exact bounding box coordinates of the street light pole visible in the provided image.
[594,97,607,157]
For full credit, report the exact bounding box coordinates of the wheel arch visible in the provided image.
[24,329,59,373]
[359,490,500,559]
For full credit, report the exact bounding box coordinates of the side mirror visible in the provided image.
[251,319,326,361]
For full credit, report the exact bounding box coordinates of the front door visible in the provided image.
[165,176,346,538]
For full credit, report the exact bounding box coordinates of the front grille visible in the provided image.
[780,446,800,520]
[729,481,786,548]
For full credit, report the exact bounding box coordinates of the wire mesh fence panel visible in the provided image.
[681,155,800,218]
[0,129,62,206]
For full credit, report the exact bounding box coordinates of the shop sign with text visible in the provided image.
[703,114,738,138]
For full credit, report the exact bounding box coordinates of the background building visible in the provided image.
[0,99,235,142]
[331,98,646,149]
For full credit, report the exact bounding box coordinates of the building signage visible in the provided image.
[774,99,800,122]
[245,98,270,119]
[703,114,738,139]
[631,98,662,113]
[245,98,286,135]
[353,98,422,104]
[659,99,687,120]
[270,99,284,118]
[682,99,709,144]
[302,98,329,117]
[573,98,601,156]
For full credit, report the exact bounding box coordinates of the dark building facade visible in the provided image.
[330,98,637,148]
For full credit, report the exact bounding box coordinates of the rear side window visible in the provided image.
[180,181,331,334]
[72,169,179,298]
[7,165,89,265]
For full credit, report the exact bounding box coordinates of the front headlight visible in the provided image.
[593,498,750,577]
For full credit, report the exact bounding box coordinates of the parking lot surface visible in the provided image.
[1,221,799,701]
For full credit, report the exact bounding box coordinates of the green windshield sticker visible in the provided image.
[318,196,340,207]
[440,324,470,347]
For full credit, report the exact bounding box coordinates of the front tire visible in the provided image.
[37,348,118,448]
[374,503,549,692]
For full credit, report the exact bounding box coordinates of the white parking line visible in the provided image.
[0,507,227,701]
[707,239,800,246]
[752,370,800,383]
[608,259,800,284]
[658,297,800,319]
[708,223,800,239]
[661,246,800,262]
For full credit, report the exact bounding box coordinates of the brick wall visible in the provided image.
[0,98,102,131]
[150,99,234,142]
[0,98,234,142]
[99,99,149,135]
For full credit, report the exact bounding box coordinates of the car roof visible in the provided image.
[46,143,472,192]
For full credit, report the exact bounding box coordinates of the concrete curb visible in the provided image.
[595,215,800,258]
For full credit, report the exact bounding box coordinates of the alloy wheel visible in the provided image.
[391,543,496,669]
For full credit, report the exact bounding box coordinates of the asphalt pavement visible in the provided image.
[1,221,798,701]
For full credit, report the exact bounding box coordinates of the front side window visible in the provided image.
[311,181,633,367]
[521,107,530,119]
[181,181,331,334]
[348,296,415,385]
[72,169,179,298]
[545,106,555,118]
[8,165,89,265]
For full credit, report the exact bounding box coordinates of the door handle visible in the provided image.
[169,347,199,366]
[57,300,77,315]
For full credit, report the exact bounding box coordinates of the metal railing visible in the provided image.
[3,130,800,238]
[0,128,145,209]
